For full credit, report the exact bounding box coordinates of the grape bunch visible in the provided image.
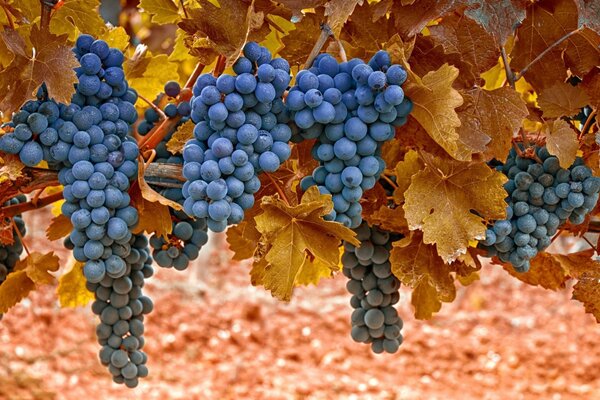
[87,234,154,388]
[136,82,210,270]
[342,222,404,354]
[481,145,600,272]
[0,195,27,288]
[294,51,412,228]
[182,42,292,232]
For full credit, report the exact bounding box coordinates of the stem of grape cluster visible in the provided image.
[265,172,290,206]
[3,7,15,29]
[137,93,167,121]
[12,218,30,256]
[39,0,52,29]
[579,110,597,140]
[304,23,333,70]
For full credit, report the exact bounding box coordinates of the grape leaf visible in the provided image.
[57,260,94,308]
[169,28,192,62]
[399,61,466,160]
[46,214,73,241]
[538,82,591,118]
[581,68,600,109]
[16,251,60,285]
[457,87,528,161]
[563,28,600,77]
[573,262,600,323]
[97,26,131,50]
[392,149,422,204]
[226,219,261,261]
[294,256,335,286]
[0,251,60,313]
[463,0,527,45]
[139,0,181,25]
[337,1,396,61]
[578,0,600,34]
[510,0,577,91]
[179,0,266,66]
[365,205,409,236]
[390,232,472,319]
[388,0,460,39]
[280,10,323,67]
[125,52,180,105]
[250,186,359,301]
[166,120,194,155]
[0,154,25,185]
[0,26,78,114]
[429,13,500,79]
[502,250,594,290]
[49,0,107,38]
[544,119,579,169]
[403,152,508,262]
[0,270,35,314]
[130,177,174,239]
[324,0,362,37]
[360,182,387,221]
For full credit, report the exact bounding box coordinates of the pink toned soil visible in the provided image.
[1,213,600,399]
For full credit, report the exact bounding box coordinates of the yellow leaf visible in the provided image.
[166,120,194,155]
[481,58,506,90]
[0,270,35,314]
[294,256,336,287]
[16,251,60,285]
[46,214,73,241]
[404,64,466,160]
[125,53,180,105]
[324,0,362,37]
[544,119,579,169]
[97,27,131,50]
[390,232,460,320]
[140,0,181,25]
[50,0,107,39]
[538,82,591,118]
[251,186,359,301]
[57,260,94,308]
[403,153,507,262]
[169,28,192,62]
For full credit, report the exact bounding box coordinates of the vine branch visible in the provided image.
[500,46,515,88]
[39,0,52,30]
[579,109,597,140]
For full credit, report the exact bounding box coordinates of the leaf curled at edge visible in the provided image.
[166,120,195,155]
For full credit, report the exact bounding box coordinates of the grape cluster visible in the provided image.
[294,51,412,228]
[182,42,292,232]
[342,222,404,354]
[0,195,27,288]
[481,145,600,272]
[87,233,154,388]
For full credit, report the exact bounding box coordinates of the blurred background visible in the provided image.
[1,1,600,399]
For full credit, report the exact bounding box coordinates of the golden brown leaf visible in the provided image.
[389,0,458,39]
[429,14,499,78]
[226,219,261,261]
[179,0,267,66]
[573,267,600,323]
[49,0,107,38]
[0,154,25,184]
[581,67,600,110]
[130,181,174,238]
[365,205,409,235]
[324,0,362,37]
[538,82,591,118]
[463,0,527,45]
[392,150,422,204]
[46,214,73,241]
[403,64,466,160]
[280,10,324,66]
[544,119,579,169]
[390,232,456,320]
[403,153,508,262]
[125,52,179,105]
[0,270,35,314]
[0,26,78,114]
[510,0,577,91]
[250,186,359,301]
[16,251,60,285]
[563,28,600,78]
[166,120,194,155]
[360,182,387,222]
[457,86,528,161]
[57,260,94,308]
